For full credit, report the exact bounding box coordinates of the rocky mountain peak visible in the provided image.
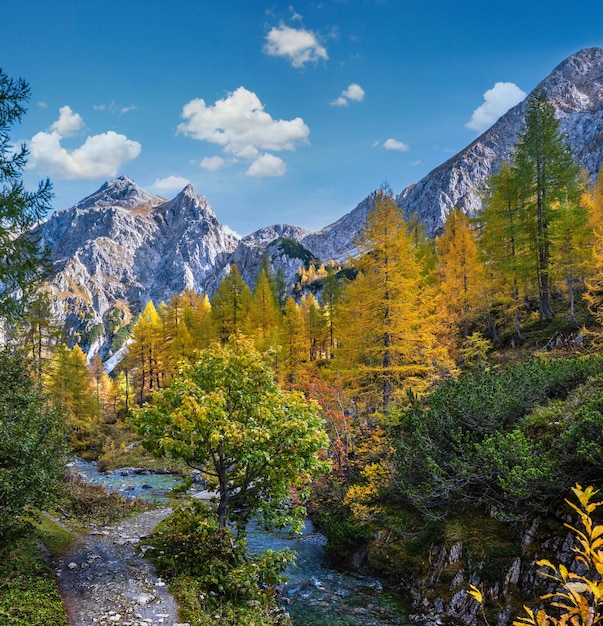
[72,175,166,212]
[39,48,603,361]
[242,224,310,247]
[153,183,219,227]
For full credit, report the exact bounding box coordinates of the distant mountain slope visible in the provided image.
[396,47,603,234]
[300,194,375,261]
[199,223,314,295]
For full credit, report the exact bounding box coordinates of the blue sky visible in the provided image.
[3,0,603,235]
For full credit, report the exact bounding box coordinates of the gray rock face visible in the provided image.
[397,46,603,234]
[300,194,375,261]
[41,178,239,355]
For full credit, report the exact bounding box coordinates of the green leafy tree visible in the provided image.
[132,336,329,533]
[0,348,66,540]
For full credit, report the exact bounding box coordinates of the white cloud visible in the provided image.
[264,24,328,68]
[383,138,410,152]
[466,82,526,132]
[331,96,349,107]
[28,107,141,179]
[331,83,365,106]
[343,83,365,102]
[94,101,138,115]
[50,105,84,137]
[37,101,47,108]
[178,87,308,178]
[247,154,287,177]
[152,175,191,190]
[200,156,228,171]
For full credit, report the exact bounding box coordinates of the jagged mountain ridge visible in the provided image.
[41,177,240,354]
[397,46,603,234]
[40,47,603,358]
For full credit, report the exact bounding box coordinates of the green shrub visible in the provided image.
[315,511,373,559]
[143,500,295,603]
[0,349,67,542]
[0,534,67,625]
[392,356,603,521]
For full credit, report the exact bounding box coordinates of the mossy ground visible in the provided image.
[0,533,68,626]
[168,575,290,626]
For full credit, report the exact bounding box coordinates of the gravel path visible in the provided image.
[56,508,188,626]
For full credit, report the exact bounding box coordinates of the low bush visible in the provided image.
[143,499,294,624]
[392,356,603,521]
[56,473,152,528]
[314,510,373,560]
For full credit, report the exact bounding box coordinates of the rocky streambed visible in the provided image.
[55,507,186,626]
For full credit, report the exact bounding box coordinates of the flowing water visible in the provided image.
[69,459,408,625]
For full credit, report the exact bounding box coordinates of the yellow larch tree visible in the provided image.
[300,292,327,361]
[246,268,282,352]
[436,207,486,338]
[47,343,102,454]
[336,186,455,410]
[125,300,164,405]
[281,296,306,389]
[181,290,211,350]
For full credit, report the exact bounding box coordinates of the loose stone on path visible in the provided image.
[56,508,187,626]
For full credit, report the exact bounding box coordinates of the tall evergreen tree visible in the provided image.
[0,70,53,321]
[479,162,530,340]
[514,88,580,320]
[211,265,251,343]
